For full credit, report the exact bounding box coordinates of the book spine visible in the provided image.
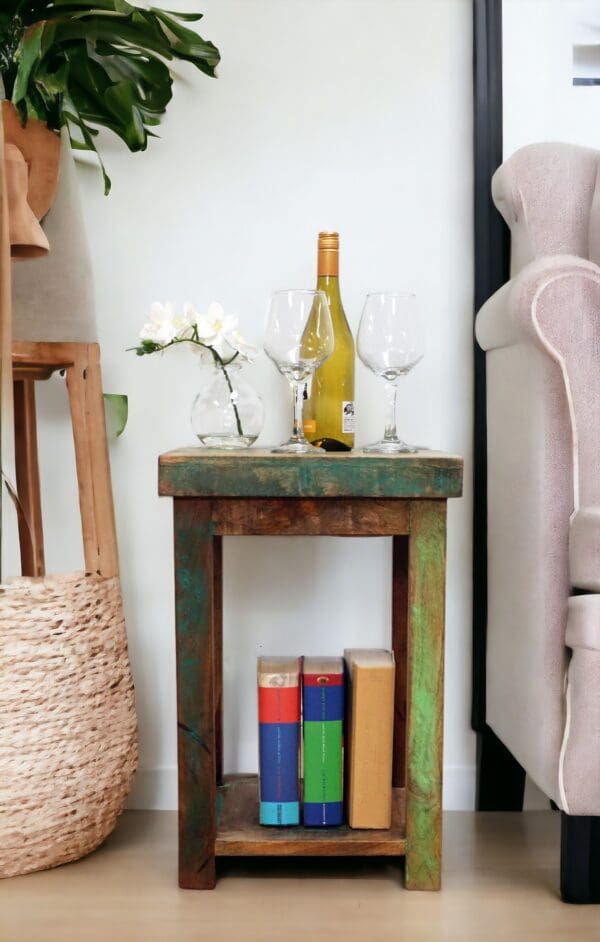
[302,670,344,826]
[344,651,395,829]
[258,673,300,825]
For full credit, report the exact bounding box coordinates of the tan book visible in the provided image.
[344,649,395,829]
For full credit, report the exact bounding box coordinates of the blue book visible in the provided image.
[257,656,300,826]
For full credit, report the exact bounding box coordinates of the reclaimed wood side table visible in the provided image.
[159,449,463,891]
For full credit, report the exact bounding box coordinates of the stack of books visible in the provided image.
[257,649,395,829]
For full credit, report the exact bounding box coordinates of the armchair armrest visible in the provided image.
[477,251,600,527]
[475,254,600,352]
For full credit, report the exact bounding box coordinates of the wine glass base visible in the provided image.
[271,439,322,455]
[363,439,417,454]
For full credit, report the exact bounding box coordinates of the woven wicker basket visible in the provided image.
[0,571,137,878]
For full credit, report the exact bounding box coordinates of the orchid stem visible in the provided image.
[209,349,244,438]
[130,332,244,439]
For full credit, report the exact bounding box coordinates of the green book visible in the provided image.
[302,656,344,826]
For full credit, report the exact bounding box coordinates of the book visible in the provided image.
[302,656,344,827]
[257,656,300,826]
[344,649,395,829]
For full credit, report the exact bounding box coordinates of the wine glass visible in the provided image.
[264,290,334,454]
[357,292,425,453]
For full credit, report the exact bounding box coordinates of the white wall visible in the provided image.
[504,0,600,155]
[33,0,474,809]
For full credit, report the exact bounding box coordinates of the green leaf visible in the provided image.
[103,393,128,439]
[151,9,204,22]
[93,43,173,113]
[24,1,135,17]
[12,21,43,104]
[39,21,57,57]
[35,60,69,96]
[104,79,147,149]
[63,104,112,194]
[23,82,47,120]
[150,10,220,75]
[54,20,177,60]
[132,339,162,355]
[1,3,221,192]
[68,137,93,150]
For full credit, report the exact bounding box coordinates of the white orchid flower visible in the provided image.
[195,301,239,345]
[139,301,191,347]
[227,329,259,362]
[194,315,217,344]
[194,301,257,361]
[182,302,199,330]
[137,300,258,363]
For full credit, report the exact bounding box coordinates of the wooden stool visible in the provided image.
[158,449,463,891]
[12,340,118,579]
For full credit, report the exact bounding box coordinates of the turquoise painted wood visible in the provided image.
[159,449,463,500]
[174,499,218,889]
[405,500,447,890]
[163,449,462,891]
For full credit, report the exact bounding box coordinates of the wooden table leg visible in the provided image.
[174,498,217,889]
[405,500,447,891]
[392,535,408,789]
[213,535,223,787]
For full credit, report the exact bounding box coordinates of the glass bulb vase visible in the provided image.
[191,362,264,449]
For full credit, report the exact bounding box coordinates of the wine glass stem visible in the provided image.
[292,380,307,442]
[384,381,399,442]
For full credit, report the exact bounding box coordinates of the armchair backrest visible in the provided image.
[481,142,600,813]
[492,142,600,273]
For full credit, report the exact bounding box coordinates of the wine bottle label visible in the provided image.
[342,401,355,434]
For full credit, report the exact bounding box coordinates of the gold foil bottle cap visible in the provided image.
[318,231,339,250]
[317,231,339,276]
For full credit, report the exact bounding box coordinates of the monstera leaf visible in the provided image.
[0,2,220,192]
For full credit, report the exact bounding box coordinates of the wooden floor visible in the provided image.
[2,811,599,941]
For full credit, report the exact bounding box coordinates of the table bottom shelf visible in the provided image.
[216,775,406,857]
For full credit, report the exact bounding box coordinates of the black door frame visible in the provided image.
[472,0,510,740]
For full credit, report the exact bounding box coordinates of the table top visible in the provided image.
[158,449,463,500]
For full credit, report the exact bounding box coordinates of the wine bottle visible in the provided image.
[303,231,355,451]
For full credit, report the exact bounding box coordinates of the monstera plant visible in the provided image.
[0,1,220,192]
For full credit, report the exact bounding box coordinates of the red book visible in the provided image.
[258,657,300,826]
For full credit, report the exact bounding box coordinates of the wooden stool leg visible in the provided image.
[13,378,45,576]
[174,498,217,889]
[213,535,224,786]
[392,535,409,789]
[405,500,447,891]
[65,344,118,577]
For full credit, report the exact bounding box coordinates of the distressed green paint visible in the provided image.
[405,499,447,891]
[159,450,463,500]
[174,499,217,889]
[215,786,225,823]
[165,461,462,890]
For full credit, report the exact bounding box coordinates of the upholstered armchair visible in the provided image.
[475,142,600,903]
